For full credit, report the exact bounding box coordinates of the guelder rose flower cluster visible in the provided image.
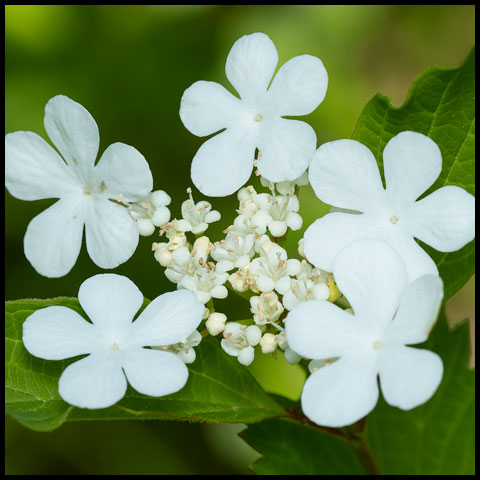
[6,31,475,429]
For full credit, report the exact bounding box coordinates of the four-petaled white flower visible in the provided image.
[286,240,444,428]
[22,274,204,409]
[304,131,475,282]
[180,32,328,197]
[5,95,153,277]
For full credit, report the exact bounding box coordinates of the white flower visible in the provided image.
[221,323,262,366]
[251,192,303,237]
[165,244,228,304]
[237,185,260,217]
[283,260,330,311]
[181,188,221,234]
[180,32,328,196]
[228,263,259,293]
[5,95,153,277]
[286,240,444,428]
[154,330,202,364]
[129,190,171,237]
[211,232,255,273]
[250,292,284,326]
[250,241,301,293]
[304,131,476,282]
[22,274,204,409]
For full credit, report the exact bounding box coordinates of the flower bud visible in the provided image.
[206,312,227,336]
[259,333,278,354]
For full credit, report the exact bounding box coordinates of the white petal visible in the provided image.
[85,197,138,269]
[257,118,316,182]
[58,353,127,409]
[386,275,443,345]
[78,274,143,339]
[225,32,278,104]
[5,131,80,200]
[383,131,442,204]
[387,230,439,282]
[301,354,379,427]
[191,127,256,197]
[122,348,188,397]
[308,139,386,212]
[407,186,475,252]
[303,212,385,273]
[44,95,99,171]
[379,346,443,410]
[23,306,99,360]
[24,196,85,278]
[285,300,364,359]
[333,240,407,330]
[266,54,328,116]
[127,290,203,348]
[94,143,153,202]
[180,80,250,137]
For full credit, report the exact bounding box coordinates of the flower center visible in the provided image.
[373,340,383,350]
[111,342,120,351]
[83,186,92,195]
[254,113,263,122]
[389,214,399,224]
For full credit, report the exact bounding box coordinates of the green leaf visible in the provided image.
[5,298,285,431]
[239,418,367,475]
[366,311,475,475]
[352,49,475,300]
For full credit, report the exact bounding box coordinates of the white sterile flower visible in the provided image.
[286,240,444,428]
[181,188,221,234]
[304,131,476,282]
[251,192,303,237]
[22,274,204,409]
[250,292,284,326]
[260,170,309,195]
[250,241,301,293]
[211,232,255,273]
[180,32,328,196]
[129,190,171,237]
[278,331,302,365]
[154,330,202,364]
[206,312,227,336]
[5,95,153,277]
[221,323,262,366]
[283,260,330,311]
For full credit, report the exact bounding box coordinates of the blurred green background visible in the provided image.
[5,5,475,475]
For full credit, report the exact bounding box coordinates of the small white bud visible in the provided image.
[259,333,278,354]
[206,312,227,336]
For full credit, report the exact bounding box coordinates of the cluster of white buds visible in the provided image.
[153,330,202,364]
[180,187,221,235]
[250,291,284,326]
[221,323,262,366]
[129,190,172,236]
